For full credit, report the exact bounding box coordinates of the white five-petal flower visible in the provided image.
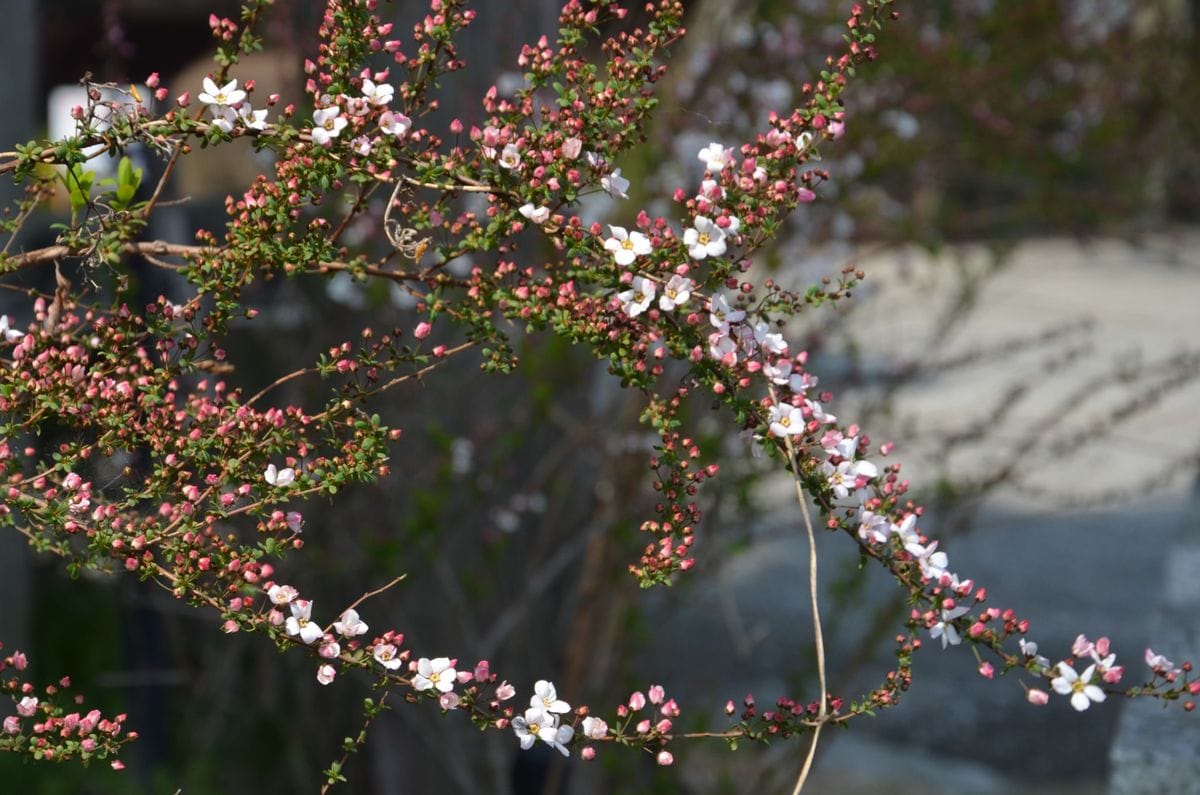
[929,604,970,649]
[311,107,347,146]
[519,203,551,224]
[333,608,369,637]
[412,657,457,693]
[497,143,522,170]
[267,583,299,605]
[373,643,402,670]
[531,680,571,714]
[199,77,246,108]
[617,276,656,318]
[683,216,727,259]
[512,706,574,757]
[601,168,630,199]
[285,599,324,644]
[708,294,745,333]
[658,275,694,312]
[361,79,394,106]
[768,404,804,437]
[697,141,733,172]
[264,464,295,487]
[604,225,652,267]
[380,110,411,137]
[1052,662,1106,711]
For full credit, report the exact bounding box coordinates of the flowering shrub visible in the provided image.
[0,0,1195,789]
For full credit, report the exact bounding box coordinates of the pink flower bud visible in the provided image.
[414,321,432,339]
[628,691,646,711]
[656,750,674,766]
[1027,688,1049,706]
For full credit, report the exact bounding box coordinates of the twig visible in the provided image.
[766,384,828,795]
[342,575,407,615]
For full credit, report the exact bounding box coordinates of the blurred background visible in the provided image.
[2,1,1198,793]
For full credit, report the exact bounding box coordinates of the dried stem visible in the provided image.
[766,384,828,795]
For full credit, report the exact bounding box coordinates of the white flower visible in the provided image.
[683,216,727,259]
[209,105,238,133]
[267,583,299,605]
[16,697,38,717]
[822,458,877,499]
[199,77,245,107]
[412,657,457,693]
[581,716,608,740]
[512,707,573,757]
[373,643,403,670]
[696,178,724,202]
[604,225,651,267]
[789,370,818,395]
[768,404,804,437]
[617,276,656,318]
[264,464,295,487]
[238,104,268,131]
[0,315,25,342]
[763,357,793,385]
[317,664,337,685]
[351,135,373,155]
[1019,638,1039,658]
[286,511,304,533]
[361,79,394,106]
[519,203,550,224]
[805,397,836,425]
[531,680,571,714]
[285,599,324,645]
[1051,662,1106,711]
[658,275,694,312]
[697,141,733,172]
[708,294,745,333]
[891,514,920,546]
[708,331,737,365]
[561,137,582,159]
[929,605,970,649]
[333,608,369,637]
[857,510,890,545]
[601,168,630,199]
[380,110,411,137]
[1145,648,1181,675]
[905,539,949,580]
[311,107,347,147]
[795,131,814,152]
[752,320,788,355]
[498,143,522,170]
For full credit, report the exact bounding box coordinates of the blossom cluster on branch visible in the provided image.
[0,0,1194,786]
